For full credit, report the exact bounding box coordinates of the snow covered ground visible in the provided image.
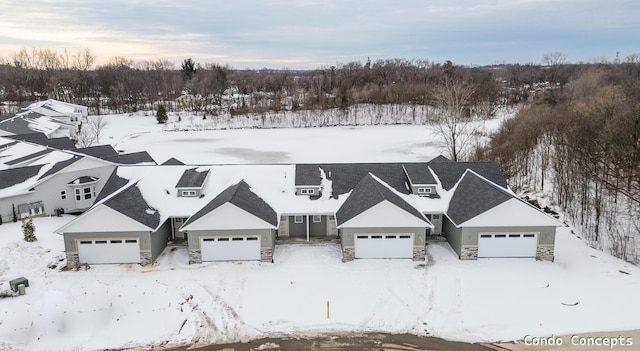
[0,217,639,350]
[2,108,638,350]
[100,109,507,164]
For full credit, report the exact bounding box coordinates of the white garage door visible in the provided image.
[354,234,413,259]
[78,238,141,264]
[478,233,537,258]
[201,236,261,261]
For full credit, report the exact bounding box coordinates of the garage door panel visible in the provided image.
[354,234,413,259]
[201,236,261,261]
[78,239,141,264]
[478,233,537,258]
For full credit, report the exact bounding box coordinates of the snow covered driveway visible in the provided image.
[1,217,639,350]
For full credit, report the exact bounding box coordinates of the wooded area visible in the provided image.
[480,61,640,263]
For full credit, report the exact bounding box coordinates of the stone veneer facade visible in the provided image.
[341,247,355,262]
[189,249,202,264]
[536,245,555,261]
[140,251,152,265]
[66,252,80,267]
[460,245,478,260]
[412,246,426,261]
[260,248,274,263]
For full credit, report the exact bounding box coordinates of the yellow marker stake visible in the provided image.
[327,300,330,319]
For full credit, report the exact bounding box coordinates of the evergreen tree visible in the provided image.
[181,58,196,81]
[156,105,168,124]
[22,218,37,242]
[0,212,3,225]
[12,204,17,222]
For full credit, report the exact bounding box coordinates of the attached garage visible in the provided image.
[354,234,413,259]
[477,233,537,258]
[200,236,261,262]
[77,238,141,264]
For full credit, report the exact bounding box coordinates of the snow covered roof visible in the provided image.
[175,168,209,188]
[0,165,43,190]
[103,183,160,231]
[335,173,428,226]
[183,180,278,229]
[68,159,557,232]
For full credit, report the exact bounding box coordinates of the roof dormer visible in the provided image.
[294,164,321,196]
[175,168,210,197]
[402,163,438,197]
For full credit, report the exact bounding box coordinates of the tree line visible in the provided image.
[0,47,594,116]
[478,60,640,263]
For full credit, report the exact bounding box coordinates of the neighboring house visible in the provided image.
[56,157,561,266]
[0,100,86,139]
[0,137,156,222]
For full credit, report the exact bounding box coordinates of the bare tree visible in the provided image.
[430,77,477,161]
[88,115,109,144]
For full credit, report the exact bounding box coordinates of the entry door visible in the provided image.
[354,234,413,259]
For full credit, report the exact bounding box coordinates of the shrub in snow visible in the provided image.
[22,218,37,242]
[12,204,17,223]
[156,105,168,124]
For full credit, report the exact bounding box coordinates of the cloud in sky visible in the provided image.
[0,0,638,69]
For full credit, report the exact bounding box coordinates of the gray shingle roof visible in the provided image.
[38,156,82,180]
[31,137,75,150]
[184,180,278,228]
[0,165,44,189]
[94,168,130,203]
[105,151,156,165]
[295,164,321,186]
[319,163,412,197]
[402,163,436,185]
[4,149,52,166]
[0,119,41,136]
[429,155,452,163]
[161,157,185,165]
[428,161,508,191]
[104,183,161,230]
[335,173,428,226]
[73,145,119,159]
[175,168,210,188]
[446,171,513,226]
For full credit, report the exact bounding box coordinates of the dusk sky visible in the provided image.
[1,0,638,69]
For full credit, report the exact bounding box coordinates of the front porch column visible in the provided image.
[306,215,310,241]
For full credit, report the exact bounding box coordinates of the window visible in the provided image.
[246,237,258,241]
[110,240,122,244]
[399,235,411,239]
[75,188,81,201]
[385,235,397,239]
[175,218,182,223]
[509,234,521,238]
[203,238,215,242]
[294,215,303,223]
[300,188,314,195]
[523,234,535,238]
[312,215,321,223]
[95,240,107,244]
[218,238,229,241]
[371,235,383,239]
[495,234,507,238]
[60,191,66,200]
[480,234,492,238]
[417,187,432,193]
[84,187,92,200]
[232,237,244,241]
[432,214,440,219]
[181,190,196,197]
[79,240,92,244]
[125,239,137,243]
